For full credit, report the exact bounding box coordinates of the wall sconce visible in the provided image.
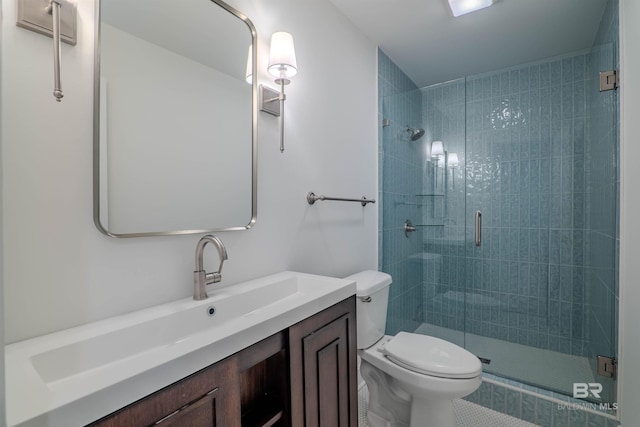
[430,141,445,187]
[431,141,445,160]
[428,139,461,191]
[447,152,459,190]
[260,32,298,153]
[447,152,459,168]
[17,0,77,102]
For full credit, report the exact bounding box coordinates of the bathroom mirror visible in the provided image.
[93,0,257,237]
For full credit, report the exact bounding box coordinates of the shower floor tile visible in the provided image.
[414,323,595,395]
[358,383,539,427]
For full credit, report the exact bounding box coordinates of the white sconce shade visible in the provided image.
[245,45,253,85]
[268,32,297,79]
[262,32,298,153]
[431,141,444,158]
[447,0,495,17]
[448,152,459,168]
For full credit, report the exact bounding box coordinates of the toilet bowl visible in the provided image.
[346,271,482,427]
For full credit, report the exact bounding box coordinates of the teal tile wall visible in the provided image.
[381,0,619,361]
[465,374,619,427]
[420,49,593,357]
[420,79,467,332]
[378,0,619,421]
[378,50,424,334]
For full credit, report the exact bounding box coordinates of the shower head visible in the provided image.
[405,126,425,141]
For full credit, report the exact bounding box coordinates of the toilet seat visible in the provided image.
[381,332,482,379]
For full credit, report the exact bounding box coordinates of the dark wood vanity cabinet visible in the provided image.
[289,297,358,427]
[88,297,356,427]
[89,356,241,427]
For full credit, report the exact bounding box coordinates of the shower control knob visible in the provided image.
[404,220,417,237]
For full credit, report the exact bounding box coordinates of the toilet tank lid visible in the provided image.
[345,270,392,296]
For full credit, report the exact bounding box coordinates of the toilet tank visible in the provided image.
[345,271,392,349]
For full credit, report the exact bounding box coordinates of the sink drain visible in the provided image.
[206,306,216,317]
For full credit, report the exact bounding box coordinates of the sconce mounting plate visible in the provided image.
[17,0,77,45]
[259,85,281,117]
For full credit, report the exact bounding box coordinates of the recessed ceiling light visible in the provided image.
[447,0,495,17]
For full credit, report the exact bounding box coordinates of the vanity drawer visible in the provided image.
[88,356,240,427]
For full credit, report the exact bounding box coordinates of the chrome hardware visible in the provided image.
[17,0,77,102]
[16,0,77,44]
[382,118,390,127]
[259,81,290,153]
[259,84,281,116]
[306,192,376,207]
[599,70,618,92]
[474,210,482,246]
[48,0,65,101]
[360,296,372,303]
[193,235,228,301]
[404,219,417,238]
[597,355,617,378]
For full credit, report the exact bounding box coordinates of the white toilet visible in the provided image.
[347,270,482,427]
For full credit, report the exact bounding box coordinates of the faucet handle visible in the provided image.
[205,272,222,284]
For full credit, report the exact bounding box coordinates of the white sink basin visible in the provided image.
[6,271,355,427]
[31,277,297,384]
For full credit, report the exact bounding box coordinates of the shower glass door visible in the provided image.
[419,78,468,350]
[379,26,619,402]
[462,46,618,403]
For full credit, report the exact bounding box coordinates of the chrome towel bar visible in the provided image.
[306,192,376,207]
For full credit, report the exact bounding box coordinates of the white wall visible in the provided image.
[619,0,640,424]
[1,0,377,343]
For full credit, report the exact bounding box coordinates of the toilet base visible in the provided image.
[410,397,456,427]
[362,360,459,427]
[361,352,481,427]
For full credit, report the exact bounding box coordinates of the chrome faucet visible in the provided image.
[193,234,228,300]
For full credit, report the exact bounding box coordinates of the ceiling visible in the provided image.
[328,0,608,87]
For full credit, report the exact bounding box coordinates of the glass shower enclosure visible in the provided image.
[379,31,619,403]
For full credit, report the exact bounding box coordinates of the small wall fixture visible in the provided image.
[429,141,459,189]
[260,31,297,153]
[431,141,445,159]
[447,152,459,190]
[17,0,77,102]
[447,152,459,168]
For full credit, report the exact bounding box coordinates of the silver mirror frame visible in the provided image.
[92,0,258,238]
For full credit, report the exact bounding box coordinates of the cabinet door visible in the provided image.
[89,356,241,427]
[289,297,357,427]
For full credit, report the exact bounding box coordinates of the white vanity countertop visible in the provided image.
[5,271,355,427]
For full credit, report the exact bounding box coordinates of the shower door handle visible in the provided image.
[475,210,482,246]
